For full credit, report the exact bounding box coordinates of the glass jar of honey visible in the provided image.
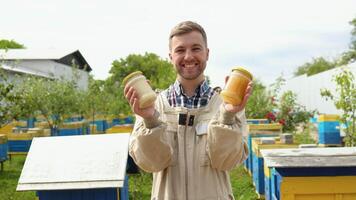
[220,67,253,106]
[123,71,157,108]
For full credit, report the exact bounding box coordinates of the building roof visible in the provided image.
[0,49,92,72]
[1,64,53,79]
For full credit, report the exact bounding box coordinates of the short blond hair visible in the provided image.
[169,21,208,49]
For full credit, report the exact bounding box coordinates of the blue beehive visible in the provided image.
[245,123,282,174]
[251,137,299,198]
[0,134,9,170]
[247,119,269,124]
[7,128,43,154]
[90,120,108,133]
[17,134,131,200]
[318,114,341,145]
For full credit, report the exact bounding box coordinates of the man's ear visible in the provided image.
[169,52,172,61]
[206,48,210,61]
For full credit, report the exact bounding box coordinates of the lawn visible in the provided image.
[0,155,258,200]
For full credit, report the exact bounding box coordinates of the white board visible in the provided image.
[17,133,130,191]
[261,147,356,168]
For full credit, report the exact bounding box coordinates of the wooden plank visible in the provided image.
[261,147,356,157]
[264,156,356,167]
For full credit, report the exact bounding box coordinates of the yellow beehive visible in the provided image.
[248,123,282,134]
[35,121,51,129]
[8,128,44,140]
[0,134,7,144]
[106,125,133,134]
[318,114,340,122]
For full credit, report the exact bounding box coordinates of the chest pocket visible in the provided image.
[166,124,178,166]
[195,122,211,166]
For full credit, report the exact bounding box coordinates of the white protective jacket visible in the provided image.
[129,92,248,200]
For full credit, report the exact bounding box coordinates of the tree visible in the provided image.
[245,79,274,118]
[0,39,25,49]
[107,52,176,115]
[0,69,19,127]
[9,75,84,134]
[339,17,356,65]
[320,67,356,146]
[294,57,336,77]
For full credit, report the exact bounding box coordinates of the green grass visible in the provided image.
[0,156,257,200]
[0,155,36,200]
[128,166,258,200]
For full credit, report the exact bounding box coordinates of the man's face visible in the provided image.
[169,31,209,81]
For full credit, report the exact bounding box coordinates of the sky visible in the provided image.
[1,0,355,88]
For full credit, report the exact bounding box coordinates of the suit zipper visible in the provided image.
[184,111,189,200]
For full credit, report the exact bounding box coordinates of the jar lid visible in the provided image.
[232,66,253,80]
[122,71,143,86]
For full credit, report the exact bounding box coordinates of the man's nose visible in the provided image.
[184,50,194,60]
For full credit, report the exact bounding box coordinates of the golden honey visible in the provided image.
[220,67,253,105]
[123,71,157,108]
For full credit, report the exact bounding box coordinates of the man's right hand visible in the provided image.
[124,86,156,119]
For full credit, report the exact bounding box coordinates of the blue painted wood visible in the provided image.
[276,167,356,177]
[252,152,265,195]
[0,143,8,161]
[58,128,83,136]
[264,175,271,200]
[318,121,339,133]
[27,118,36,128]
[319,131,341,144]
[120,175,129,200]
[8,140,32,152]
[38,188,119,200]
[247,119,269,124]
[112,118,120,126]
[91,120,108,132]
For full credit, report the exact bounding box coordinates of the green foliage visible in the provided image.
[276,91,315,132]
[81,76,119,124]
[0,65,23,127]
[0,39,25,49]
[245,79,274,118]
[107,52,176,115]
[293,123,316,144]
[321,67,356,146]
[9,75,83,130]
[294,57,336,77]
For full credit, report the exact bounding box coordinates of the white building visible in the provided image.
[280,62,356,115]
[0,49,92,90]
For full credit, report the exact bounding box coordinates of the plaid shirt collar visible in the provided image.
[172,79,210,97]
[165,78,214,108]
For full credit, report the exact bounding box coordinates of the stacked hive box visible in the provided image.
[245,123,282,174]
[262,147,356,200]
[247,119,269,124]
[0,134,8,170]
[7,128,44,154]
[318,114,341,146]
[57,121,89,136]
[251,137,299,198]
[106,125,134,134]
[90,120,109,134]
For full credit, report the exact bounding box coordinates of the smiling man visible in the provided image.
[125,21,252,200]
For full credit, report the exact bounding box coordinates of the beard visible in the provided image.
[176,64,206,80]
